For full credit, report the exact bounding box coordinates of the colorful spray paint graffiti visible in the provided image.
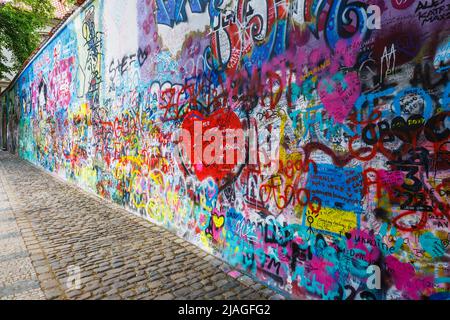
[1,0,449,300]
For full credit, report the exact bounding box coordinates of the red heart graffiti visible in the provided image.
[180,109,244,185]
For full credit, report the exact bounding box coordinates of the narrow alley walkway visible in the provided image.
[0,151,279,300]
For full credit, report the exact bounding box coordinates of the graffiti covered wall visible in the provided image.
[1,0,449,299]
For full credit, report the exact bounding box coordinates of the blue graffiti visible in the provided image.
[156,0,209,27]
[307,0,368,50]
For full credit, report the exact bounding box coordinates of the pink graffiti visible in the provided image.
[318,71,361,124]
[386,256,435,299]
[378,169,405,189]
[49,56,75,113]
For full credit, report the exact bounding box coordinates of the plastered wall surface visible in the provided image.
[1,0,449,300]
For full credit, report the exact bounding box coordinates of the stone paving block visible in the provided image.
[269,294,287,300]
[40,279,59,290]
[43,287,64,300]
[154,293,174,300]
[237,275,256,287]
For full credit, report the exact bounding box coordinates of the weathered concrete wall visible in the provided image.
[1,0,449,300]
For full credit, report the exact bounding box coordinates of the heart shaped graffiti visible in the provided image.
[318,71,361,124]
[178,109,246,190]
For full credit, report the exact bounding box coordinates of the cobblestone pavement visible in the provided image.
[0,152,282,300]
[0,172,45,300]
